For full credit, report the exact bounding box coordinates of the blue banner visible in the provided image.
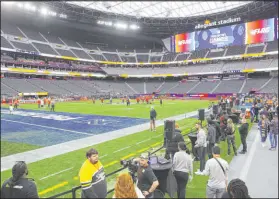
[195,23,245,50]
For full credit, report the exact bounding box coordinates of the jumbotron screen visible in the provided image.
[169,17,277,53]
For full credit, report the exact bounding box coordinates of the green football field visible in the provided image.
[1,99,250,198]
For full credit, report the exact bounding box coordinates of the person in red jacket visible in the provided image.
[37,99,41,108]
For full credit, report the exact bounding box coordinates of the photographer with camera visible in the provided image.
[1,161,39,198]
[133,154,159,198]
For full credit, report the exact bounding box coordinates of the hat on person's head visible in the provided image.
[140,153,149,160]
[212,146,221,155]
[151,106,154,110]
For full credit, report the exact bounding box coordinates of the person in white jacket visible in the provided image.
[194,121,207,175]
[113,173,145,198]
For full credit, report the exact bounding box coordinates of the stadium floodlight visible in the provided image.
[115,23,128,29]
[49,11,57,17]
[104,21,113,26]
[129,24,140,30]
[17,3,23,8]
[2,2,15,6]
[40,7,48,15]
[24,2,31,9]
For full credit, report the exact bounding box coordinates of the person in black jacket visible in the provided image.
[238,117,249,154]
[1,161,39,199]
[210,114,221,143]
[150,106,157,132]
[206,117,216,159]
[165,127,185,160]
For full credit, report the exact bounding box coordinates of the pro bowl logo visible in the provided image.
[178,39,192,46]
[250,27,270,35]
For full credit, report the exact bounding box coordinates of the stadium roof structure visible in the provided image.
[3,1,277,39]
[39,1,278,38]
[66,1,252,18]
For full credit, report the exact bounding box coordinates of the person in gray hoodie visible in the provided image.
[194,121,207,175]
[207,118,216,159]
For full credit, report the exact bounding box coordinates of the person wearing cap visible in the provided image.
[150,106,157,132]
[203,146,229,198]
[1,161,39,198]
[133,154,159,198]
[79,148,107,198]
[238,117,249,154]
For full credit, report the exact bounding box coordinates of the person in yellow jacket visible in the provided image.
[79,148,107,198]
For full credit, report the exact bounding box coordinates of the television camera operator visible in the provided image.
[132,154,159,198]
[1,161,39,198]
[164,124,185,160]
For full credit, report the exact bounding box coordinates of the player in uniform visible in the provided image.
[101,98,104,104]
[160,98,163,106]
[50,100,55,112]
[110,97,112,104]
[126,97,130,106]
[92,97,95,104]
[9,103,14,114]
[37,99,41,108]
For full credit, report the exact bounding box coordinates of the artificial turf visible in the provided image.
[0,99,250,198]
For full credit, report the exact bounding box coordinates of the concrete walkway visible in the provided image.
[228,124,278,198]
[1,109,209,172]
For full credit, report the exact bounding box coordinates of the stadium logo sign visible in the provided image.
[195,17,241,30]
[250,27,270,35]
[178,39,192,45]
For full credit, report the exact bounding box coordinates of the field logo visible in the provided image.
[1,110,82,121]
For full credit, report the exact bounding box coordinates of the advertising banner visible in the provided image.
[245,18,275,44]
[175,32,195,53]
[195,23,245,50]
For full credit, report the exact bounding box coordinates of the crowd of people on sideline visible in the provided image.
[1,93,277,199]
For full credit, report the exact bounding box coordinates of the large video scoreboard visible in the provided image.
[170,17,277,53]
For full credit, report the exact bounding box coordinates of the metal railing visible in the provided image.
[46,126,198,198]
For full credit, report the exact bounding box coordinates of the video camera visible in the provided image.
[120,159,138,183]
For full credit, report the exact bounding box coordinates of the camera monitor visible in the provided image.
[149,156,158,165]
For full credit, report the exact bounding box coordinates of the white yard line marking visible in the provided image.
[100,154,108,158]
[136,138,151,145]
[1,119,93,136]
[113,146,131,153]
[39,167,74,180]
[239,128,260,181]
